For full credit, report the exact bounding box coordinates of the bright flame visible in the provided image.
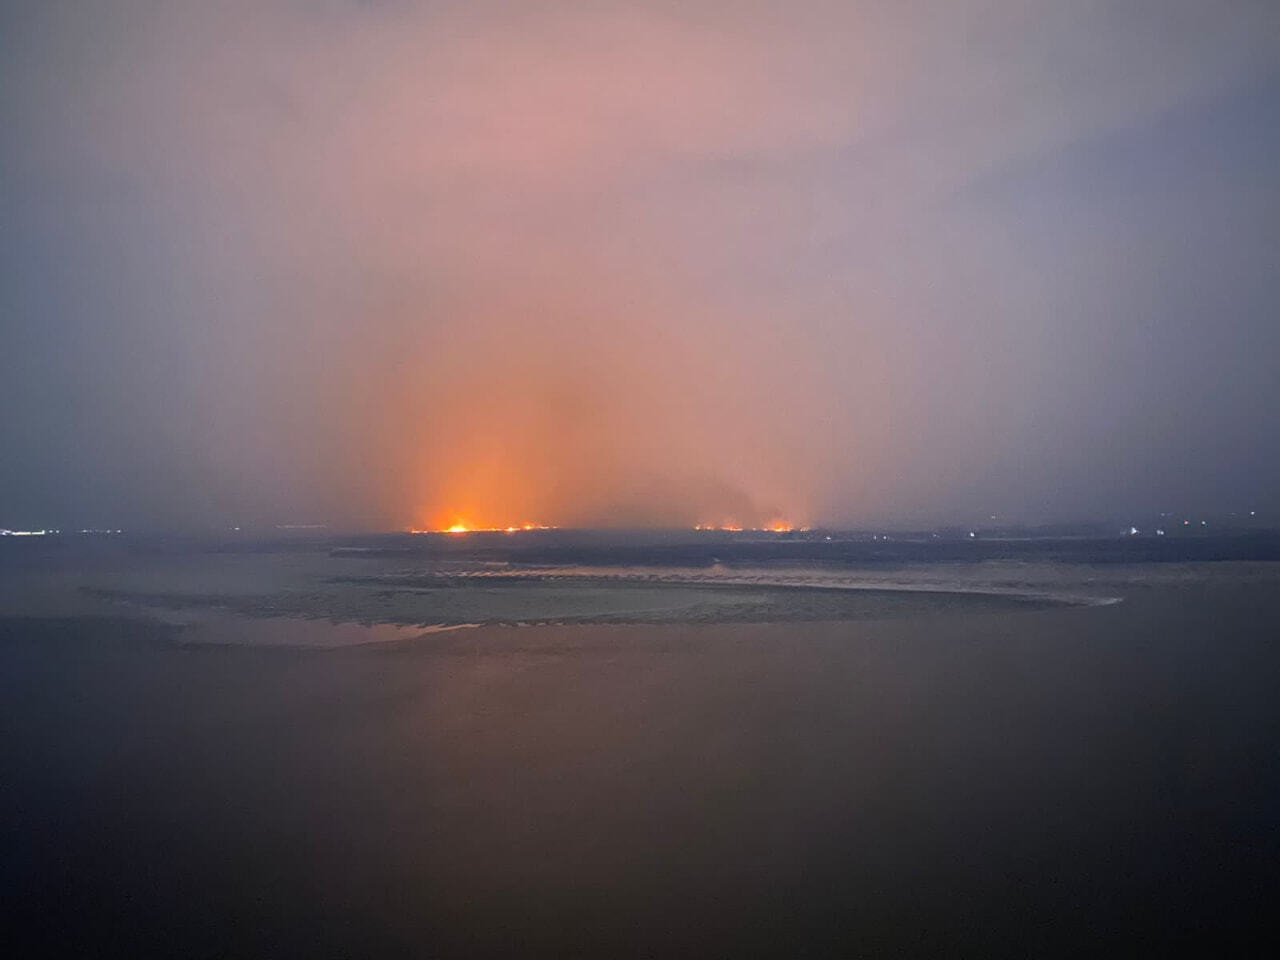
[695,520,800,533]
[407,519,558,534]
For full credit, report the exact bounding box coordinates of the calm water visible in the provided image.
[3,578,1279,956]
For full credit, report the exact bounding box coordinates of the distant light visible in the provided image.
[968,531,976,538]
[1251,511,1256,517]
[1201,520,1207,526]
[1156,529,1165,536]
[1128,526,1139,536]
[419,521,557,534]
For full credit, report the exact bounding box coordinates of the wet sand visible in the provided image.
[3,575,1279,956]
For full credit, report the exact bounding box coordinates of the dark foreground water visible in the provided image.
[3,580,1279,957]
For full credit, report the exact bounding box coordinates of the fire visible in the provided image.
[694,521,799,533]
[408,519,558,534]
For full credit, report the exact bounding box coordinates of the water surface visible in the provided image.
[3,573,1279,956]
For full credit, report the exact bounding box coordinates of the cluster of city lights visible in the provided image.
[1,528,122,536]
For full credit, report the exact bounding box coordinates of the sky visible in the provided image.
[2,0,1278,531]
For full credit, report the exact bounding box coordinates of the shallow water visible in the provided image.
[3,573,1280,956]
[1,542,1094,633]
[138,607,477,647]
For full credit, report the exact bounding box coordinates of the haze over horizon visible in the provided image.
[3,1,1278,532]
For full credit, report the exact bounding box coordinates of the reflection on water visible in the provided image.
[4,580,1280,956]
[146,608,479,647]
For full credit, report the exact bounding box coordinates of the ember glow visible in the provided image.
[409,521,557,535]
[694,521,803,534]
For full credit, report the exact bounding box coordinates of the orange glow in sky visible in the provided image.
[4,4,1274,533]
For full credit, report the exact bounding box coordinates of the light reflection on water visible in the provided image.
[146,608,479,648]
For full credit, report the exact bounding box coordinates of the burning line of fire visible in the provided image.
[408,523,558,535]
